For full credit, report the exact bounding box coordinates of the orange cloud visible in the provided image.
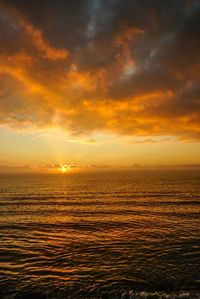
[0,1,199,141]
[24,23,69,60]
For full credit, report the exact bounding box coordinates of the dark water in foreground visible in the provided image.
[0,170,200,299]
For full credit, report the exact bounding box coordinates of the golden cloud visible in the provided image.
[0,1,199,140]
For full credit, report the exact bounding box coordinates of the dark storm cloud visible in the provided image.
[0,0,199,139]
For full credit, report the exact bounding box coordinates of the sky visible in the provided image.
[0,0,200,172]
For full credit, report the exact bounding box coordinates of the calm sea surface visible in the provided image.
[0,171,200,298]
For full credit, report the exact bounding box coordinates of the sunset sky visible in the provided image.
[0,0,200,172]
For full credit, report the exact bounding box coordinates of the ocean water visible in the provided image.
[0,170,199,299]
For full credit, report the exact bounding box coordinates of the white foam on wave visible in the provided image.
[120,290,199,299]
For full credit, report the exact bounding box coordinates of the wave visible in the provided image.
[3,289,200,299]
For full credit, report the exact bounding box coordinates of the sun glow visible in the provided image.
[61,166,67,173]
[59,164,71,173]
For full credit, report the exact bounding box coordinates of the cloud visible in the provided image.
[130,137,171,144]
[0,0,199,140]
[67,139,97,145]
[0,164,33,173]
[40,163,111,173]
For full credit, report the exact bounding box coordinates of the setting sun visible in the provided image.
[61,166,66,173]
[60,165,69,173]
[59,164,76,173]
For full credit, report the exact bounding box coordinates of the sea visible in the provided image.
[0,170,199,299]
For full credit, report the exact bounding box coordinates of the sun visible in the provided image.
[59,164,70,173]
[61,166,66,173]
